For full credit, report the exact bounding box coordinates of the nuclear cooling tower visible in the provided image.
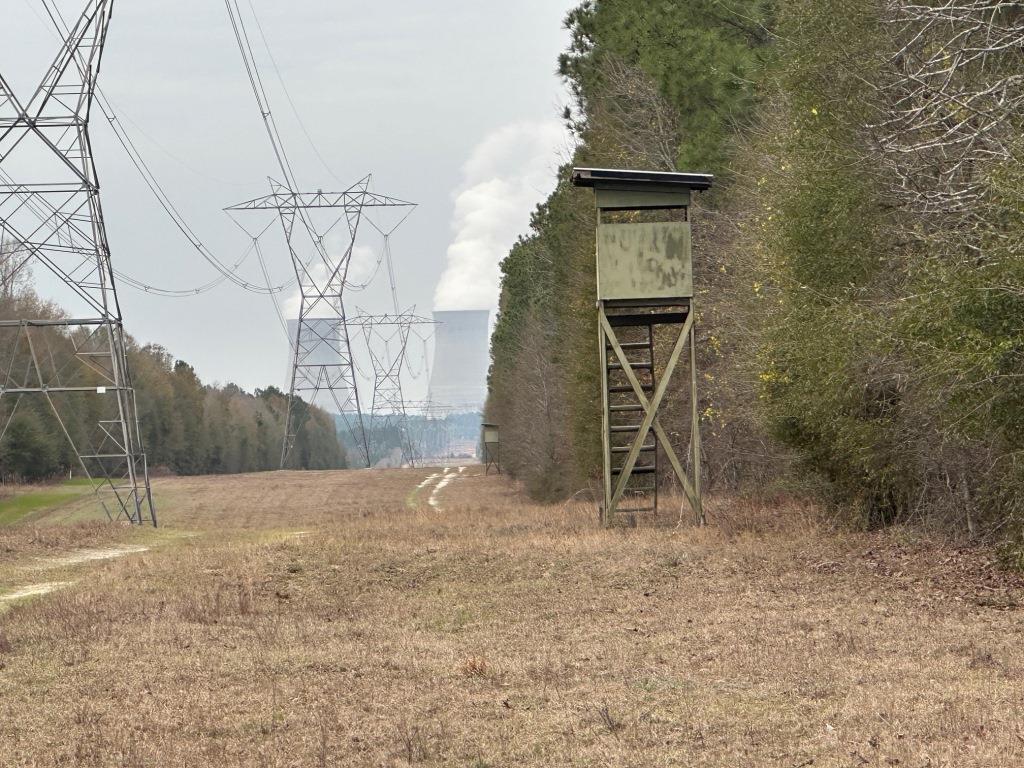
[427,310,490,412]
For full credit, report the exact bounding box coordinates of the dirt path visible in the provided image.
[29,544,150,569]
[0,582,74,603]
[406,466,469,510]
[0,544,152,610]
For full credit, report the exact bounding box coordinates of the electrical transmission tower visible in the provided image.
[224,0,422,471]
[353,230,434,468]
[226,179,415,468]
[0,0,155,525]
[354,309,434,467]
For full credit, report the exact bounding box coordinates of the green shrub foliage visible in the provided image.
[490,0,1024,537]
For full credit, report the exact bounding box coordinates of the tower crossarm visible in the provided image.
[225,190,415,212]
[347,312,435,329]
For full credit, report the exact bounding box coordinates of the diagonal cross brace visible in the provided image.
[0,1,112,182]
[0,0,156,527]
[600,311,700,516]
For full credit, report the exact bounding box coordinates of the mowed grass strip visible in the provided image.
[0,469,1022,766]
[0,481,96,526]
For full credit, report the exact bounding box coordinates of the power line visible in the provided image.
[224,0,304,195]
[244,0,348,187]
[103,95,259,188]
[36,0,296,297]
[255,236,291,339]
[0,163,275,299]
[98,93,295,295]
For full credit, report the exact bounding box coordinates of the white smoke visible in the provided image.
[434,120,568,312]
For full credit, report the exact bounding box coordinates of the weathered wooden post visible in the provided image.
[572,168,713,527]
[481,423,501,475]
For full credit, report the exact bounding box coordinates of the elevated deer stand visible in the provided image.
[481,423,500,475]
[573,168,713,527]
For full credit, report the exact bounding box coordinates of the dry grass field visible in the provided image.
[1,466,1023,766]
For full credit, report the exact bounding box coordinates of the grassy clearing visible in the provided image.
[0,480,96,526]
[0,491,80,526]
[0,468,1022,766]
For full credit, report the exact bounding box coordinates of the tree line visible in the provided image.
[0,276,344,482]
[489,0,1024,542]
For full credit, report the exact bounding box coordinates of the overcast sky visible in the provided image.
[4,0,577,397]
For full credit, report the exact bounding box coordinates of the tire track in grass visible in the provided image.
[0,582,75,603]
[428,467,466,511]
[30,545,150,570]
[0,545,152,611]
[406,471,445,509]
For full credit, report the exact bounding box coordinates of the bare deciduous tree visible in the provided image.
[586,54,682,172]
[870,1,1024,217]
[0,239,31,300]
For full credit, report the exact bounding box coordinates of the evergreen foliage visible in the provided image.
[490,0,1024,540]
[0,283,344,483]
[488,0,774,500]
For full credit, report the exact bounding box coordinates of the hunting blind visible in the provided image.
[572,168,713,527]
[481,423,500,475]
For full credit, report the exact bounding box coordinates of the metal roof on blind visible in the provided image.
[571,167,714,191]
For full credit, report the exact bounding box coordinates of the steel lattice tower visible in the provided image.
[226,179,415,468]
[0,0,155,525]
[224,1,421,471]
[355,232,434,468]
[355,310,433,467]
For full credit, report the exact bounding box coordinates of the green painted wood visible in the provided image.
[651,418,699,512]
[598,308,614,525]
[600,313,701,520]
[595,187,691,210]
[689,322,704,525]
[632,342,700,510]
[602,312,694,513]
[597,221,693,301]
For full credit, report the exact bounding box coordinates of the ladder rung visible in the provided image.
[607,342,650,351]
[610,425,643,433]
[606,444,655,456]
[608,362,652,371]
[610,404,644,413]
[612,444,655,454]
[613,465,656,475]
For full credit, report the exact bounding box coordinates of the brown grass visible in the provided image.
[0,467,1022,766]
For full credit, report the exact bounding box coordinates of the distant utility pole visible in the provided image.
[226,180,415,468]
[0,0,156,525]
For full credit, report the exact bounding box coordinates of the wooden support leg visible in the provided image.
[598,304,613,527]
[600,310,704,526]
[689,319,705,526]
